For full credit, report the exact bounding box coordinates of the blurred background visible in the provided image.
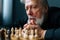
[0,0,60,28]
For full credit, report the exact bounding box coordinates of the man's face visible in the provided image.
[25,0,47,24]
[25,0,46,18]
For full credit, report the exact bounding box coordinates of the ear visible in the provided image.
[45,6,48,13]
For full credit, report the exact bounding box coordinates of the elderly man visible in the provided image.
[21,0,60,40]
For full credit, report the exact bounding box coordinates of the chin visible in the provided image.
[27,17,44,25]
[27,14,44,25]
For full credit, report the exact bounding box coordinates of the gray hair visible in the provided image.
[20,0,48,7]
[41,0,48,7]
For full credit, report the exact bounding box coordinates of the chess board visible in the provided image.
[0,27,43,40]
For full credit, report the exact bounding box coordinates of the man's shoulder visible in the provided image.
[48,7,60,16]
[47,7,60,27]
[48,7,60,20]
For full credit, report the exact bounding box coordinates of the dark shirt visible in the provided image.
[42,7,60,40]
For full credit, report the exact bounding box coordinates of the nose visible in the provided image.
[27,8,33,16]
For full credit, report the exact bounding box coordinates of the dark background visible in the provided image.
[0,0,60,28]
[12,0,60,27]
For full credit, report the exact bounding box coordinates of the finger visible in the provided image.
[25,24,31,30]
[27,25,38,29]
[24,24,35,30]
[23,24,28,28]
[30,19,36,25]
[32,25,41,30]
[24,24,40,30]
[35,25,40,29]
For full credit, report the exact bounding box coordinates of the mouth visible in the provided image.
[27,16,36,24]
[28,16,36,20]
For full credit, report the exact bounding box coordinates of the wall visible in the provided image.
[48,0,60,7]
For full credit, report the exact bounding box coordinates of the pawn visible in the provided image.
[5,29,10,40]
[14,27,19,40]
[22,28,29,40]
[34,29,39,40]
[1,28,6,40]
[0,29,2,40]
[29,29,35,40]
[19,27,22,40]
[11,27,14,35]
[4,28,7,40]
[10,27,15,40]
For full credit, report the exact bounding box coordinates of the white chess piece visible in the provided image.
[29,29,34,40]
[14,28,19,40]
[0,28,4,40]
[10,27,15,40]
[34,29,38,40]
[11,27,14,36]
[19,27,22,40]
[22,28,29,40]
[5,29,10,40]
[4,28,7,40]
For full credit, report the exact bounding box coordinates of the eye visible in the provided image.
[25,8,28,10]
[33,6,37,8]
[32,5,38,9]
[25,6,28,10]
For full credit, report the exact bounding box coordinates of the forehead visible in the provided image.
[25,0,40,6]
[25,0,35,3]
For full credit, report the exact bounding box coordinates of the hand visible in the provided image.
[23,19,47,40]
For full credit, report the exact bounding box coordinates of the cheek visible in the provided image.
[26,11,29,16]
[33,9,43,18]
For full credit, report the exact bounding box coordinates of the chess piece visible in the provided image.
[34,29,38,40]
[22,28,29,40]
[0,29,1,40]
[19,27,22,40]
[4,28,7,40]
[1,28,6,40]
[14,27,19,40]
[4,28,10,40]
[5,29,10,40]
[29,29,35,40]
[10,27,15,40]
